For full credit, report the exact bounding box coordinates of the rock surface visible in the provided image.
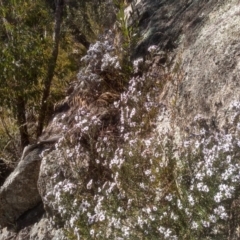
[0,147,43,227]
[176,0,240,128]
[0,217,65,240]
[134,0,240,135]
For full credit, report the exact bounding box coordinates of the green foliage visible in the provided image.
[65,0,116,43]
[0,109,20,164]
[114,0,140,78]
[0,0,78,153]
[115,1,134,45]
[0,0,51,108]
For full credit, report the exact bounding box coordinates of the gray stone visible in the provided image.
[0,147,44,227]
[176,0,240,129]
[0,217,67,240]
[132,0,240,133]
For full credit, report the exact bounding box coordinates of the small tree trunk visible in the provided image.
[16,96,29,150]
[36,0,65,137]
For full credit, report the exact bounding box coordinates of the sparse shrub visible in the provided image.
[0,109,21,163]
